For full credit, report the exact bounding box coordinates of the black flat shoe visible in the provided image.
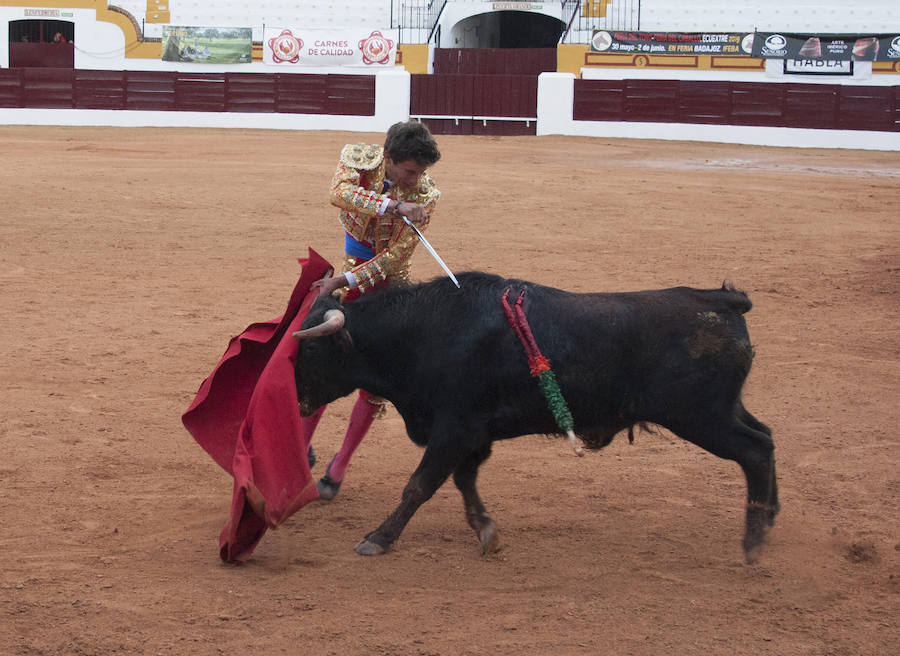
[307,445,317,469]
[316,459,342,500]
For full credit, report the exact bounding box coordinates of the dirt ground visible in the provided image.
[1,125,898,655]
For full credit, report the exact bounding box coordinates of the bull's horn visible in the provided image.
[293,309,345,339]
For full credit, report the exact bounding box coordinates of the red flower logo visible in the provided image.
[268,29,302,64]
[358,30,394,65]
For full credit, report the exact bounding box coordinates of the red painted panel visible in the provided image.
[894,87,900,130]
[573,80,625,121]
[838,86,894,131]
[0,69,24,107]
[431,49,451,75]
[623,80,679,122]
[433,48,555,76]
[74,70,125,110]
[22,68,73,108]
[275,74,374,115]
[508,48,556,75]
[175,73,226,112]
[276,74,326,113]
[472,75,536,118]
[783,83,838,129]
[730,83,785,126]
[677,80,731,124]
[8,42,73,69]
[125,71,177,111]
[472,119,536,136]
[225,73,277,113]
[411,74,474,117]
[325,75,376,116]
[421,118,473,135]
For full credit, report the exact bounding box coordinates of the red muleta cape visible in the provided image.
[182,248,333,563]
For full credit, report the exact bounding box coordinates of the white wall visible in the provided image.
[118,0,392,41]
[638,0,900,33]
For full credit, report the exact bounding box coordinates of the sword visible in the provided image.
[402,215,460,288]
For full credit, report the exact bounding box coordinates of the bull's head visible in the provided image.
[293,296,356,415]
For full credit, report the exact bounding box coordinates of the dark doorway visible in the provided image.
[8,19,75,68]
[498,11,563,48]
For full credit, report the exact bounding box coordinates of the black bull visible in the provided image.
[293,272,778,562]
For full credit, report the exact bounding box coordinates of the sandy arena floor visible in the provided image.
[1,126,898,655]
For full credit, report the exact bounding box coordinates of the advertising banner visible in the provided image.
[590,30,754,56]
[161,26,253,63]
[752,33,900,61]
[263,28,398,67]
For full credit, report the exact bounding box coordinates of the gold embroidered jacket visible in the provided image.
[330,143,441,293]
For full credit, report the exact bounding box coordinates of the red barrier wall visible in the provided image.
[0,68,376,115]
[574,79,900,132]
[410,73,538,135]
[433,48,556,76]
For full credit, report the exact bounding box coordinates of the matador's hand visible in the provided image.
[311,274,347,298]
[396,201,428,226]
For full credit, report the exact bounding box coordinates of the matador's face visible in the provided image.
[384,155,426,191]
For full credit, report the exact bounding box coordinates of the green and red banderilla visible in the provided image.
[501,287,584,456]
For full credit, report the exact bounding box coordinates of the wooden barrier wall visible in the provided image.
[433,48,556,76]
[410,73,538,135]
[573,79,900,132]
[0,69,376,115]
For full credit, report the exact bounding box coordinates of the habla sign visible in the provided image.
[785,59,853,75]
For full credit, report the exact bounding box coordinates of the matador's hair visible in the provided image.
[384,120,441,167]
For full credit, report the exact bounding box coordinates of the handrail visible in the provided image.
[426,0,449,46]
[560,0,582,45]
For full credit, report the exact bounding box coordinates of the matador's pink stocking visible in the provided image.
[327,390,379,482]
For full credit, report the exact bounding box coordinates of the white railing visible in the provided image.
[393,1,447,44]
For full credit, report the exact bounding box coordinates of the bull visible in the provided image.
[293,272,778,562]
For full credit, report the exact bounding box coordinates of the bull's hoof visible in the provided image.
[479,524,501,555]
[475,515,500,556]
[355,538,388,556]
[307,445,316,469]
[743,503,773,563]
[742,529,768,564]
[766,503,781,528]
[743,541,764,565]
